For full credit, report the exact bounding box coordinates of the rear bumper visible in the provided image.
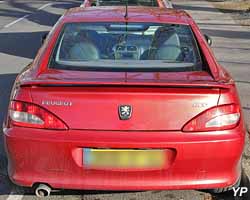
[4,127,245,190]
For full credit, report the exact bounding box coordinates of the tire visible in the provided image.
[239,169,250,200]
[210,169,242,194]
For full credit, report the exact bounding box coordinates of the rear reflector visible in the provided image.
[182,104,240,132]
[9,101,68,130]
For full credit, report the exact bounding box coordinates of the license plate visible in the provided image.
[83,148,165,169]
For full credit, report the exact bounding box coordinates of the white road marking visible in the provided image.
[4,14,30,28]
[4,2,53,28]
[6,190,23,200]
[37,3,53,11]
[3,1,73,199]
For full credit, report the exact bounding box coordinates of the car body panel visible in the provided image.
[29,86,219,131]
[4,124,244,190]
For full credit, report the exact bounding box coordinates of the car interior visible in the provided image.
[55,23,200,64]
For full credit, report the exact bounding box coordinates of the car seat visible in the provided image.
[155,30,182,61]
[69,30,100,60]
[141,27,182,61]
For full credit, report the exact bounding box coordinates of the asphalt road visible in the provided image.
[0,0,249,200]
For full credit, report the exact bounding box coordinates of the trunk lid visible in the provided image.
[24,71,221,131]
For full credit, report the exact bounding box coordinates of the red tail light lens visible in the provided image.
[9,100,68,130]
[182,104,240,132]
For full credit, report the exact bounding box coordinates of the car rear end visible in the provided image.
[3,8,245,191]
[4,82,245,190]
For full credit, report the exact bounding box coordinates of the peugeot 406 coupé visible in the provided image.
[3,6,245,196]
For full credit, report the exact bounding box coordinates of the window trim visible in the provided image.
[48,22,204,73]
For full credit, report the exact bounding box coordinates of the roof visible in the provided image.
[62,6,193,24]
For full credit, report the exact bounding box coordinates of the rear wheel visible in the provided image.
[210,168,242,194]
[211,176,241,194]
[239,169,250,199]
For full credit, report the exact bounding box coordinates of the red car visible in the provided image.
[81,0,173,8]
[3,6,245,197]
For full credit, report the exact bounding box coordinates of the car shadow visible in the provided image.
[0,0,81,27]
[0,1,82,59]
[0,73,17,178]
[0,31,48,59]
[0,74,17,128]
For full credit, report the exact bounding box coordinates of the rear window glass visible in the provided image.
[91,0,158,6]
[49,22,203,72]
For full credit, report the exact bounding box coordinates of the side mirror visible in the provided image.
[41,33,48,44]
[204,34,212,46]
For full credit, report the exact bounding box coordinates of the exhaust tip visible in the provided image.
[35,184,51,197]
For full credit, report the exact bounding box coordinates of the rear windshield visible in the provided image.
[49,22,203,72]
[91,0,158,6]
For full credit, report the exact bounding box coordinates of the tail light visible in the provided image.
[8,100,68,130]
[182,104,240,132]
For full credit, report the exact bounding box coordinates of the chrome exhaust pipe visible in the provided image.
[35,184,51,197]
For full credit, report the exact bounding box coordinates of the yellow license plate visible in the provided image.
[83,149,165,169]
